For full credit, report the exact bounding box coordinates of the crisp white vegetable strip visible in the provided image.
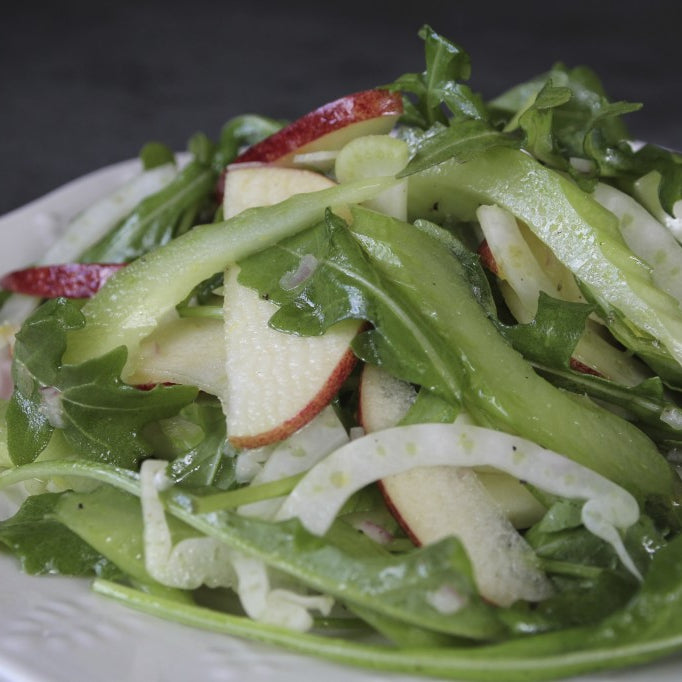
[0,163,178,351]
[477,204,558,321]
[38,163,177,266]
[229,554,333,631]
[276,418,642,580]
[633,170,682,242]
[140,460,332,630]
[237,405,349,519]
[594,182,682,307]
[477,203,649,386]
[141,460,236,589]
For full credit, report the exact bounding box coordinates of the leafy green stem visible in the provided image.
[191,472,304,513]
[0,460,140,496]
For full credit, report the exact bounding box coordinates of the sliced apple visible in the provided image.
[223,165,335,218]
[0,263,125,299]
[127,316,227,396]
[232,89,403,167]
[222,165,363,448]
[358,364,551,607]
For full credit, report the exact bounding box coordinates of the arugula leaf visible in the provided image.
[216,114,284,170]
[492,63,640,165]
[77,115,282,264]
[165,398,238,490]
[55,485,194,600]
[399,119,520,178]
[386,25,486,129]
[7,298,197,467]
[94,533,682,681]
[166,491,506,640]
[139,141,175,170]
[515,81,573,169]
[497,292,594,368]
[488,58,677,214]
[0,492,121,577]
[626,144,682,216]
[80,151,218,263]
[236,212,465,404]
[7,298,82,463]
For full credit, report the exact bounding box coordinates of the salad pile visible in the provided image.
[3,25,682,681]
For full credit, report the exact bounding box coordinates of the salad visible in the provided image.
[2,24,682,682]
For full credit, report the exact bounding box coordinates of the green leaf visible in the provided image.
[399,119,520,177]
[236,212,464,403]
[57,348,198,467]
[534,366,682,449]
[55,485,193,600]
[491,62,643,184]
[93,533,682,681]
[80,157,218,263]
[0,492,120,577]
[166,492,506,640]
[7,298,84,464]
[165,398,238,490]
[216,114,284,170]
[498,292,594,368]
[139,141,176,170]
[515,82,573,168]
[385,25,486,129]
[6,298,198,467]
[626,145,682,216]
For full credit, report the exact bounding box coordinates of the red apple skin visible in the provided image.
[215,89,403,202]
[1,263,125,299]
[234,89,403,165]
[477,239,498,275]
[228,346,358,449]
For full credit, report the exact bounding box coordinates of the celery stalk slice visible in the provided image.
[409,147,682,367]
[63,176,396,375]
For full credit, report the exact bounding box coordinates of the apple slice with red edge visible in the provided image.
[222,165,363,449]
[1,263,125,299]
[235,89,402,165]
[358,363,551,607]
[216,89,403,200]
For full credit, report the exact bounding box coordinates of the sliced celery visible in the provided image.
[63,176,396,377]
[408,147,682,369]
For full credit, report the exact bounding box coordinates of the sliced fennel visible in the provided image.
[477,204,650,386]
[410,147,682,368]
[633,170,682,242]
[140,460,333,631]
[41,163,177,265]
[236,405,349,519]
[593,182,682,307]
[476,204,564,320]
[0,163,177,330]
[276,418,642,580]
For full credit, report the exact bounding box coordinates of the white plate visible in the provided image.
[2,162,682,682]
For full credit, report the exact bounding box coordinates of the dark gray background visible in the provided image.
[1,0,679,216]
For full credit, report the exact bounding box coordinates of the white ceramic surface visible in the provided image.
[1,161,682,682]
